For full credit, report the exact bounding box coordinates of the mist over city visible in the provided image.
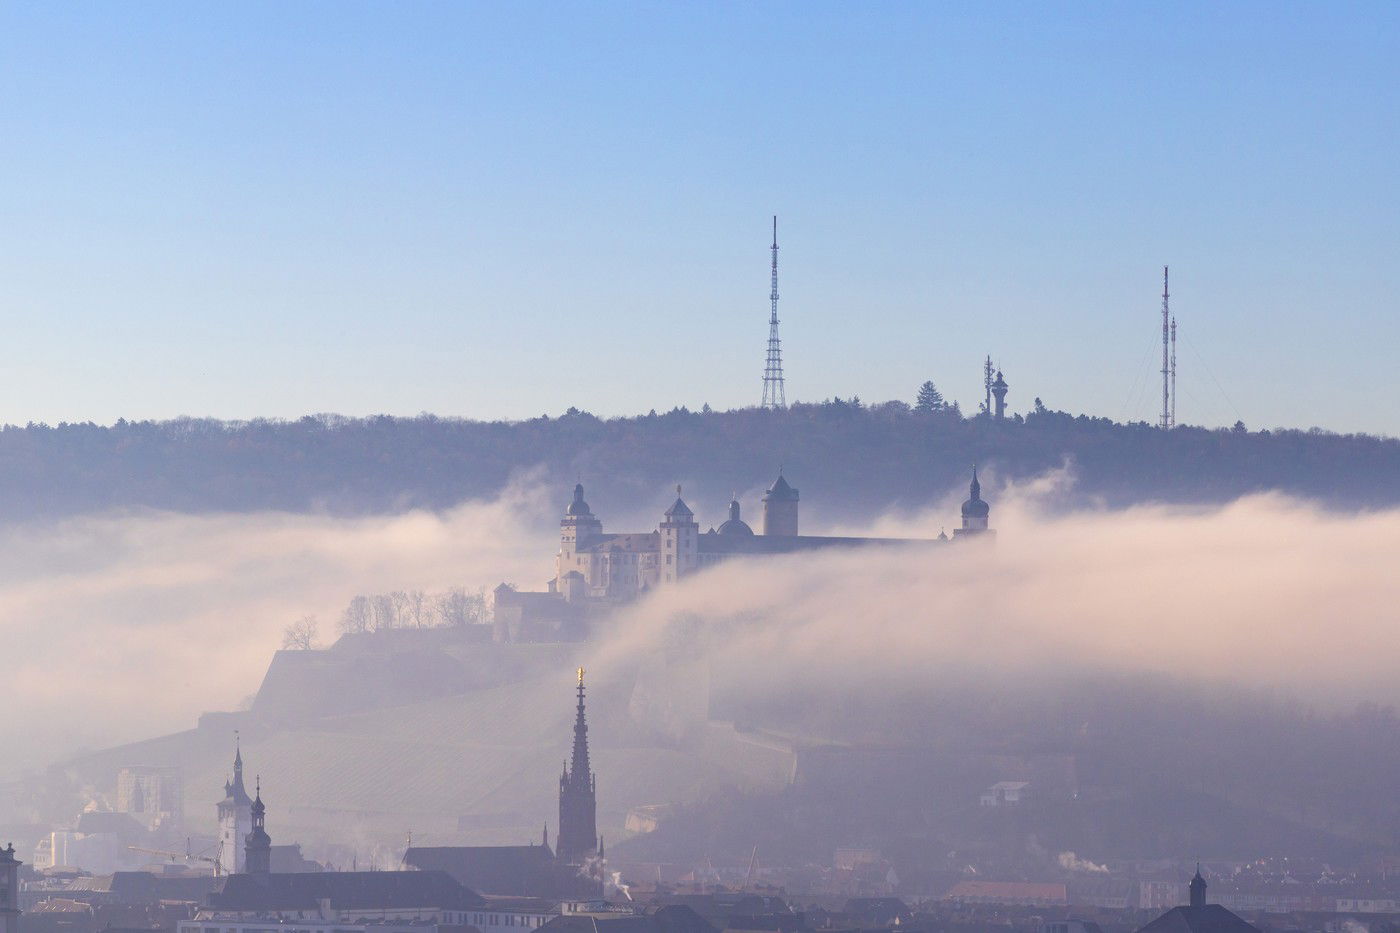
[1,5,1398,933]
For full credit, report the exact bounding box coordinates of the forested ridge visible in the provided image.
[0,400,1395,522]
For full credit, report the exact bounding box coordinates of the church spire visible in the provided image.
[1189,864,1207,908]
[569,667,591,788]
[226,735,251,805]
[557,667,599,868]
[245,775,271,875]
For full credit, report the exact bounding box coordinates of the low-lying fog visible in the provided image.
[1,468,1395,777]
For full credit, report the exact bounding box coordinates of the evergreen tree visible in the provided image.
[914,381,945,413]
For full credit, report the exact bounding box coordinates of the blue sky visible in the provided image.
[0,2,1396,432]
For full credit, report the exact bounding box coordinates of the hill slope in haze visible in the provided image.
[0,401,1394,522]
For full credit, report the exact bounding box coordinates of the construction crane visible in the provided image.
[742,845,759,891]
[127,839,224,877]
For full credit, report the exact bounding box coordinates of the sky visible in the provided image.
[0,2,1396,433]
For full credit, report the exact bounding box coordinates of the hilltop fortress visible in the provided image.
[494,469,992,641]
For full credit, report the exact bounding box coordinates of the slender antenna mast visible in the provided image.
[761,216,786,410]
[1170,315,1177,429]
[1160,266,1171,431]
[983,355,994,415]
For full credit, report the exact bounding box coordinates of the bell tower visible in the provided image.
[217,738,253,873]
[954,467,992,538]
[0,843,19,933]
[245,778,271,875]
[1189,865,1207,908]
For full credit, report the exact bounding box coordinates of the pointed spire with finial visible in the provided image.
[1189,863,1207,908]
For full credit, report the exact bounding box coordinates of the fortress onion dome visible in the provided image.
[566,483,592,516]
[961,467,990,520]
[717,498,754,536]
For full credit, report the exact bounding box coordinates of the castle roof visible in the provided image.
[565,483,593,517]
[665,497,694,518]
[764,473,798,501]
[698,533,926,555]
[579,532,658,553]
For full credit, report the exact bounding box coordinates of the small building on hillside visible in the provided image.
[979,781,1032,807]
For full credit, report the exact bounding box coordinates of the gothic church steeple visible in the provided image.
[557,667,598,866]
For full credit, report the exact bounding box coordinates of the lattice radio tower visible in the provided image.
[761,215,786,410]
[1159,266,1174,431]
[1170,314,1177,429]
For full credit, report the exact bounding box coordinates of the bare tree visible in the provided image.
[435,587,470,627]
[282,614,319,650]
[391,590,412,628]
[464,587,486,625]
[407,590,428,628]
[370,593,398,632]
[340,595,370,634]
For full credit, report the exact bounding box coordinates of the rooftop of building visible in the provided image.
[404,846,596,900]
[208,870,484,912]
[1134,905,1261,933]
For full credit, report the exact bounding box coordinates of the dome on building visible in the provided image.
[717,499,754,536]
[566,483,592,516]
[961,468,989,518]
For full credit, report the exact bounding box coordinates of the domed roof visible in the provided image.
[566,483,592,516]
[717,499,754,536]
[961,468,989,518]
[961,497,990,518]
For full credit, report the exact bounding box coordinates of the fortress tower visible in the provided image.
[762,472,799,536]
[659,488,698,583]
[556,483,603,590]
[557,668,598,866]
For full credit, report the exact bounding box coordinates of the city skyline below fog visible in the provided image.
[0,3,1397,433]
